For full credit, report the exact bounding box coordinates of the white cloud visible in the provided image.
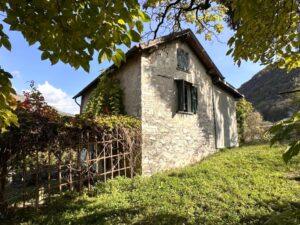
[11,70,21,78]
[37,81,79,115]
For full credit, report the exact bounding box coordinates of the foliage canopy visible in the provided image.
[0,68,18,132]
[145,0,300,69]
[0,0,299,131]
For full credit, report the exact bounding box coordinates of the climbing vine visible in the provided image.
[84,74,124,116]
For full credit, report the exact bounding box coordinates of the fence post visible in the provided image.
[78,132,83,193]
[130,140,134,178]
[47,150,51,203]
[110,133,114,179]
[87,132,91,191]
[77,145,82,193]
[22,159,26,208]
[117,129,120,176]
[35,150,39,211]
[103,133,107,182]
[58,153,62,193]
[69,148,73,191]
[95,135,99,175]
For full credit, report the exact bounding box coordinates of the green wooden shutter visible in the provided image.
[176,80,185,111]
[191,86,198,113]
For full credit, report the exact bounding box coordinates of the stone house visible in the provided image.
[73,29,243,175]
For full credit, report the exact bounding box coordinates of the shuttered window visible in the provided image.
[176,80,198,114]
[177,48,189,72]
[191,86,198,113]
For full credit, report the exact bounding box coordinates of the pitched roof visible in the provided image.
[73,29,243,99]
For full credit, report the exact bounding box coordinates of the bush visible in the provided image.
[236,99,268,144]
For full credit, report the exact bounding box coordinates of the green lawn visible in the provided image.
[5,145,300,225]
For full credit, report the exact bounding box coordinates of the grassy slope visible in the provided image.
[7,145,300,225]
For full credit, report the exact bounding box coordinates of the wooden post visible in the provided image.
[77,145,82,193]
[78,132,83,193]
[123,136,127,177]
[130,140,134,178]
[47,150,51,202]
[110,134,114,179]
[35,150,39,210]
[69,149,73,191]
[117,129,120,176]
[58,153,62,193]
[95,136,99,175]
[103,133,107,182]
[22,160,26,208]
[87,132,91,191]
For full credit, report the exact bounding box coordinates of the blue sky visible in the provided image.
[0,25,264,114]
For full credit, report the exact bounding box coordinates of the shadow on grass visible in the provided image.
[240,200,300,225]
[4,198,299,225]
[73,200,300,225]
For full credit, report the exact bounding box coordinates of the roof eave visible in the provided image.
[73,29,243,100]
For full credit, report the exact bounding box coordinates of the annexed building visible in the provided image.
[74,29,243,176]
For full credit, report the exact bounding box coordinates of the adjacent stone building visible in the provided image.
[74,29,243,175]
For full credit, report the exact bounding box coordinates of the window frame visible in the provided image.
[176,79,198,114]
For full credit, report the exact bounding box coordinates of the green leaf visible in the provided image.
[122,34,131,48]
[226,48,233,56]
[136,21,143,33]
[115,49,126,63]
[117,19,126,25]
[128,30,141,42]
[283,141,300,163]
[2,38,11,51]
[98,50,108,63]
[41,51,50,60]
[138,10,150,22]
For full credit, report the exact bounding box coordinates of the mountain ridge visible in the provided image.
[238,66,300,122]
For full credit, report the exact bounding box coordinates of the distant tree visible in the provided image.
[244,111,265,143]
[236,98,253,143]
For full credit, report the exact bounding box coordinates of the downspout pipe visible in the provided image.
[74,97,81,113]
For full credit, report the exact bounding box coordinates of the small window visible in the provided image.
[176,80,198,113]
[177,48,189,72]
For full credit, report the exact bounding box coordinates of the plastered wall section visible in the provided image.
[213,86,239,148]
[81,56,142,118]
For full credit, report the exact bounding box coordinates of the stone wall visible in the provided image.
[140,41,217,176]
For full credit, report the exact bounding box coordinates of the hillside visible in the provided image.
[239,66,300,122]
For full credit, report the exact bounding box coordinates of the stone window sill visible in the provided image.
[176,67,190,73]
[177,111,195,115]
